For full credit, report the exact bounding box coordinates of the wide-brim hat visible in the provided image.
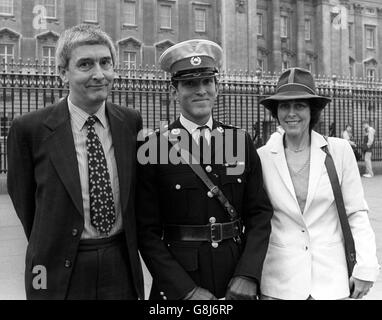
[159,39,223,81]
[260,67,331,113]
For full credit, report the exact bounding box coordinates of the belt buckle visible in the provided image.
[210,223,223,243]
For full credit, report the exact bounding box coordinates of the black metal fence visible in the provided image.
[1,60,382,172]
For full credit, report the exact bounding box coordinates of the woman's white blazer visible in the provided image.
[257,131,379,300]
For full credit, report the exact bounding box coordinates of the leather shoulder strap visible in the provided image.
[322,136,356,277]
[164,130,239,221]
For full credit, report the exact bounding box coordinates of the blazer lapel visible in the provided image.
[270,134,298,204]
[106,103,133,214]
[44,99,84,216]
[303,131,327,214]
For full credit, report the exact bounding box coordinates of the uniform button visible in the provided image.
[237,178,242,183]
[209,217,216,224]
[175,184,181,190]
[302,230,306,233]
[160,291,164,296]
[305,246,309,251]
[207,191,214,198]
[72,229,78,237]
[64,260,71,268]
[205,165,212,173]
[212,242,219,249]
[163,296,167,300]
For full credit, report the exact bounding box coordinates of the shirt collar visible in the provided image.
[179,114,213,135]
[67,97,107,131]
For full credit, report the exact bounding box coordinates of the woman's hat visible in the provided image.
[260,67,331,113]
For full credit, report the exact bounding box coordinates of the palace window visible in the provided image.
[195,8,206,33]
[257,13,263,36]
[366,68,376,82]
[39,0,56,19]
[159,4,172,29]
[123,51,137,69]
[282,60,290,71]
[42,46,56,72]
[280,16,289,38]
[84,0,97,22]
[304,19,311,41]
[348,23,353,48]
[0,0,13,15]
[123,0,136,26]
[0,43,14,69]
[365,26,376,49]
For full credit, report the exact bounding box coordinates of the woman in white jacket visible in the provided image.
[257,67,379,300]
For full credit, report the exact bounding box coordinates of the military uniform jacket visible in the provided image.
[136,118,273,300]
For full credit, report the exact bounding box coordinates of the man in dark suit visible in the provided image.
[136,39,273,300]
[7,24,144,300]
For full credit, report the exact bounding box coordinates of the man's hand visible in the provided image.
[349,276,374,299]
[183,287,218,300]
[225,276,258,300]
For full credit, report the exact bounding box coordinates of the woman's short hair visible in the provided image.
[270,99,322,131]
[55,24,117,69]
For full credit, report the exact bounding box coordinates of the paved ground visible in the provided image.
[0,175,381,300]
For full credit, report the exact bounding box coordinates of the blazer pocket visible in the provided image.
[169,245,199,272]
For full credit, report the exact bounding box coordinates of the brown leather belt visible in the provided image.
[163,219,242,242]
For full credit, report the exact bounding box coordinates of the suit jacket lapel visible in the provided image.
[303,131,327,214]
[44,99,84,216]
[106,103,132,214]
[270,134,298,204]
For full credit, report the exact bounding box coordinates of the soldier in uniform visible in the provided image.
[136,39,273,300]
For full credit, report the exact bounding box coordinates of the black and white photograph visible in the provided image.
[0,0,381,304]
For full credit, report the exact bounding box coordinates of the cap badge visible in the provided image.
[190,56,202,66]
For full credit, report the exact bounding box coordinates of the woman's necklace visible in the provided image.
[286,146,307,153]
[285,148,311,175]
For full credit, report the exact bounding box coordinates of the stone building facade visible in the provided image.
[0,0,381,78]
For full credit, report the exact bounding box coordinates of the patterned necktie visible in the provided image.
[86,115,116,235]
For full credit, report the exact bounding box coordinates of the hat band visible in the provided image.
[172,69,218,81]
[277,83,316,95]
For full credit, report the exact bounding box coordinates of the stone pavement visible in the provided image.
[0,176,381,300]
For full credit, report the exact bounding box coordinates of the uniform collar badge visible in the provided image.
[217,126,224,133]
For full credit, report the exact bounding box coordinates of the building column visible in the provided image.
[377,8,382,78]
[248,0,258,71]
[353,3,364,78]
[270,0,281,73]
[314,0,331,76]
[339,2,350,77]
[296,0,305,68]
[221,0,257,71]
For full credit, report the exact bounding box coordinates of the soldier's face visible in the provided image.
[172,77,218,125]
[59,44,115,113]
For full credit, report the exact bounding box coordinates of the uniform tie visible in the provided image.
[197,125,210,165]
[86,115,116,235]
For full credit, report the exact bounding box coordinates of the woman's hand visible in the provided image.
[349,276,374,299]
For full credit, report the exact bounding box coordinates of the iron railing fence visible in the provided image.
[1,60,382,172]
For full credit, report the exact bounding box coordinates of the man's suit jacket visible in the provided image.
[136,118,273,300]
[257,131,379,300]
[7,98,144,300]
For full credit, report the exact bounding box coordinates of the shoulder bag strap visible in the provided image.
[321,136,356,277]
